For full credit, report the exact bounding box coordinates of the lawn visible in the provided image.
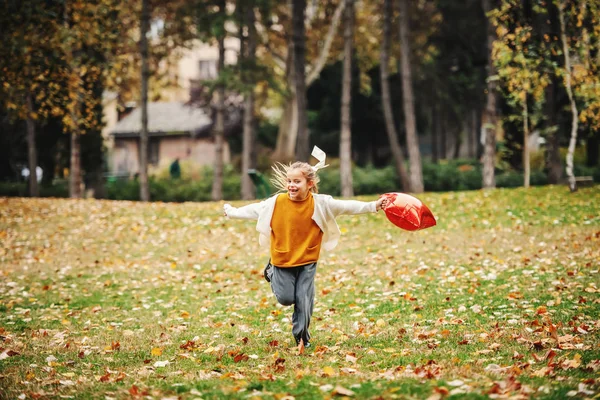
[0,185,599,399]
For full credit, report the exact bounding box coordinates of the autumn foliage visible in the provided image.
[0,185,599,398]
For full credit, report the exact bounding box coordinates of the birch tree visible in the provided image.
[491,2,550,188]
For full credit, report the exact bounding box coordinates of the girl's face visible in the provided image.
[286,168,313,201]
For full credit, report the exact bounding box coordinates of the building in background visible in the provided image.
[103,37,239,177]
[110,102,230,177]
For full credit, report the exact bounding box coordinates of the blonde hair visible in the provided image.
[271,161,320,194]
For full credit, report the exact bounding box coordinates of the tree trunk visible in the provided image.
[275,0,345,160]
[523,98,530,188]
[291,0,309,161]
[453,124,462,159]
[470,109,478,158]
[380,0,410,191]
[558,1,579,192]
[340,0,354,197]
[544,81,562,183]
[432,102,440,163]
[139,0,150,201]
[211,0,226,200]
[587,131,599,166]
[398,0,423,193]
[274,54,298,162]
[69,132,82,198]
[306,0,345,85]
[241,3,257,200]
[25,93,39,197]
[482,0,497,189]
[64,0,82,199]
[441,109,447,160]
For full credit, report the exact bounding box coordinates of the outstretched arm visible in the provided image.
[223,201,264,220]
[328,196,388,217]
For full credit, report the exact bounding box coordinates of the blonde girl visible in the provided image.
[224,147,387,349]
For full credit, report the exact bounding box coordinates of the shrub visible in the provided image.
[3,162,597,201]
[0,182,69,198]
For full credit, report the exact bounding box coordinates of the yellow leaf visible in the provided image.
[151,347,163,356]
[181,311,190,318]
[322,366,336,377]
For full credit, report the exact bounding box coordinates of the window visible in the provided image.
[138,138,160,166]
[199,59,217,80]
[149,138,159,165]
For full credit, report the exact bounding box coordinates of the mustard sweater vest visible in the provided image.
[270,193,324,267]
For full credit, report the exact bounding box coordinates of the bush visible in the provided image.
[495,171,522,188]
[0,182,69,198]
[3,162,598,201]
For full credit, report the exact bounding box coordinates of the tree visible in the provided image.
[380,0,410,191]
[398,0,423,193]
[140,0,151,201]
[211,0,227,201]
[339,0,354,197]
[556,0,600,190]
[558,0,578,192]
[482,0,499,189]
[491,2,550,188]
[273,1,345,160]
[0,1,65,196]
[241,2,258,200]
[291,0,310,161]
[59,0,124,198]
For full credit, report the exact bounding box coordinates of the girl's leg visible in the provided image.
[270,266,297,306]
[291,263,317,345]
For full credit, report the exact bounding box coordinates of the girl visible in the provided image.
[223,147,387,350]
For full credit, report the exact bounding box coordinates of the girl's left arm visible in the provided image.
[328,196,386,216]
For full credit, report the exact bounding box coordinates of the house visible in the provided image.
[109,102,230,176]
[103,35,240,177]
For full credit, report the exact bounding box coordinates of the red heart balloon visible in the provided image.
[380,192,436,231]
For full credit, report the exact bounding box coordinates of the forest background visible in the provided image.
[1,0,599,201]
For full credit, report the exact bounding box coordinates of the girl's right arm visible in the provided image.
[223,201,265,220]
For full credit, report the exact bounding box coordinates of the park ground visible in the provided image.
[0,185,599,399]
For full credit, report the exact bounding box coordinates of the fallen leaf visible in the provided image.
[151,347,163,357]
[332,385,355,396]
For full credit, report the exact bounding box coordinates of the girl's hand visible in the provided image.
[376,197,389,211]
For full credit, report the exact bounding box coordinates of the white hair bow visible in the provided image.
[311,146,329,172]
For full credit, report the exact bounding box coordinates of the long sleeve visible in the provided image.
[327,197,377,217]
[224,201,265,220]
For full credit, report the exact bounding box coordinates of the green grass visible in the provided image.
[1,186,599,399]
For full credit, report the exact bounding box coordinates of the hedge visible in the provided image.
[2,161,598,201]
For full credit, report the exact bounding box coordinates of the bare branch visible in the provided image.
[306,0,345,86]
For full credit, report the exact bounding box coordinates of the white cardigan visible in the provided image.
[224,193,378,251]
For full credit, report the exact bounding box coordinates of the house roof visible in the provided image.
[111,102,212,137]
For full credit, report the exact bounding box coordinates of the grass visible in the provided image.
[0,185,599,399]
